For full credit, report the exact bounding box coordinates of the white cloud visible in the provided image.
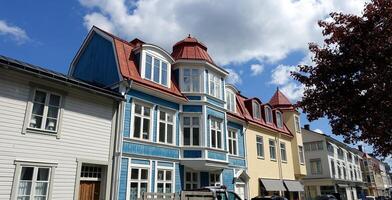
[0,20,29,44]
[225,68,242,85]
[270,64,304,102]
[250,64,264,76]
[79,0,367,65]
[313,129,324,134]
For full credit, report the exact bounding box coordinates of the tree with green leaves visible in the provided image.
[293,0,392,156]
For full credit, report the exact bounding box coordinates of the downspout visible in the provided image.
[277,132,283,196]
[243,122,249,200]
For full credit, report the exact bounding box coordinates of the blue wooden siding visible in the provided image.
[207,150,226,161]
[200,172,209,187]
[228,157,246,167]
[207,107,224,119]
[222,169,234,191]
[206,96,225,107]
[175,163,182,192]
[227,121,245,157]
[157,161,173,167]
[153,106,158,142]
[128,90,179,110]
[176,112,180,146]
[151,161,156,191]
[72,32,120,87]
[123,96,132,138]
[131,159,150,165]
[119,158,129,200]
[183,105,202,112]
[183,150,202,158]
[123,141,179,159]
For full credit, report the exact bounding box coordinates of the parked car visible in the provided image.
[251,195,288,200]
[315,195,338,200]
[191,186,243,200]
[366,196,376,200]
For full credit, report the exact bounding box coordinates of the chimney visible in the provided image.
[304,124,310,130]
[358,145,363,152]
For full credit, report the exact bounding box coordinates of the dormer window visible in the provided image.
[276,111,283,128]
[144,54,169,87]
[252,101,261,119]
[265,106,273,123]
[226,90,236,113]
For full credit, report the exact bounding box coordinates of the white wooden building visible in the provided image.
[0,56,123,200]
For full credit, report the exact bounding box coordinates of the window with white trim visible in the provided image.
[294,115,301,133]
[209,172,221,186]
[144,54,169,86]
[158,109,175,144]
[299,145,305,164]
[280,142,287,162]
[276,111,283,128]
[28,89,62,133]
[228,129,238,155]
[183,116,200,146]
[129,168,149,200]
[133,103,152,140]
[157,169,173,193]
[182,69,201,92]
[226,90,236,113]
[252,102,261,119]
[269,139,276,160]
[265,106,273,123]
[16,166,52,200]
[310,159,322,174]
[209,73,221,99]
[210,118,222,149]
[185,171,198,190]
[256,136,264,158]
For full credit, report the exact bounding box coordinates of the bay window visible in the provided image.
[129,168,149,200]
[226,90,236,113]
[210,118,222,149]
[157,169,173,193]
[228,129,238,155]
[158,109,175,144]
[182,69,200,92]
[183,116,200,146]
[133,103,152,140]
[144,54,169,86]
[209,73,221,99]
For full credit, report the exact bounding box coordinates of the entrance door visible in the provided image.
[235,184,246,200]
[79,181,100,200]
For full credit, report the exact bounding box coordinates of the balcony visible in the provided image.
[180,146,229,171]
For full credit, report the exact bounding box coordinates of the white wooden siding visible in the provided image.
[0,69,115,200]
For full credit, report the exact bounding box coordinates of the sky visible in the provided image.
[0,0,390,165]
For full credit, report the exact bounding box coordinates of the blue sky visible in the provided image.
[0,0,387,163]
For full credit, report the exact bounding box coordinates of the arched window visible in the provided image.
[265,106,273,123]
[252,101,261,119]
[276,111,283,128]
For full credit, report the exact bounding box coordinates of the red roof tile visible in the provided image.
[171,35,215,64]
[269,88,294,110]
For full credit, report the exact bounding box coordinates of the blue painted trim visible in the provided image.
[183,105,202,112]
[223,169,234,191]
[183,150,202,158]
[206,96,225,108]
[123,96,132,138]
[151,161,156,191]
[207,107,225,119]
[207,150,227,161]
[131,159,150,165]
[176,112,180,146]
[175,163,182,192]
[128,90,179,110]
[228,157,246,167]
[187,96,202,100]
[123,141,180,159]
[157,161,174,167]
[153,106,158,142]
[119,158,129,200]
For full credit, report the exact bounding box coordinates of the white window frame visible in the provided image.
[156,168,174,194]
[208,73,221,99]
[228,129,238,156]
[280,142,287,162]
[252,101,261,119]
[11,161,57,200]
[299,145,305,165]
[256,135,264,159]
[184,170,199,190]
[269,139,277,161]
[182,115,201,146]
[265,106,273,123]
[182,68,201,93]
[209,172,221,186]
[210,118,223,149]
[131,101,153,141]
[128,166,150,200]
[158,108,176,145]
[294,115,301,133]
[226,89,236,113]
[276,111,283,128]
[143,53,170,87]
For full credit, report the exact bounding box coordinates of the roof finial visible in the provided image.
[188,34,191,38]
[276,86,280,91]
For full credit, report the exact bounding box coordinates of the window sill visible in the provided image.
[270,159,277,162]
[257,156,265,160]
[282,160,288,163]
[24,128,59,138]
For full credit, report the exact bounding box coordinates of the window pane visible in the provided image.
[183,117,190,126]
[32,104,44,115]
[45,118,57,131]
[186,172,191,181]
[211,130,216,148]
[145,55,152,80]
[217,131,222,149]
[18,181,32,195]
[183,128,190,145]
[131,169,139,179]
[47,107,59,119]
[37,168,49,181]
[167,113,173,123]
[133,116,141,138]
[29,115,42,129]
[233,141,237,155]
[192,128,199,146]
[159,122,166,142]
[158,170,164,180]
[157,183,164,193]
[35,182,48,196]
[34,91,46,103]
[192,117,199,126]
[49,94,60,106]
[167,125,173,144]
[160,111,166,120]
[165,183,172,193]
[142,119,150,139]
[229,142,233,154]
[193,173,198,181]
[143,107,150,116]
[183,76,190,92]
[135,104,142,114]
[20,167,34,180]
[153,58,160,82]
[166,171,172,181]
[141,169,148,180]
[161,62,168,86]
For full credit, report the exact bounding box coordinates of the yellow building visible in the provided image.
[233,89,307,200]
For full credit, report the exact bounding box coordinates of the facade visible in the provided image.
[302,126,364,200]
[0,55,122,199]
[69,27,247,200]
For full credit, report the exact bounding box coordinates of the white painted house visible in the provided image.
[0,55,123,200]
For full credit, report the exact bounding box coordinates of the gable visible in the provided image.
[72,32,120,87]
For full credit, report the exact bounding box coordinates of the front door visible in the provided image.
[235,184,245,200]
[79,181,100,200]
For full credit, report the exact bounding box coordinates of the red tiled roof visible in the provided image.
[171,35,215,64]
[269,88,294,110]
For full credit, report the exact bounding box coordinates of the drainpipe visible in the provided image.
[277,132,283,197]
[243,122,249,200]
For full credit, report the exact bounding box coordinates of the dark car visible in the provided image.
[251,195,288,200]
[315,195,338,200]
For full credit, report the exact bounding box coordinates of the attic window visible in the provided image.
[252,101,261,119]
[144,54,169,87]
[265,106,273,123]
[276,111,283,128]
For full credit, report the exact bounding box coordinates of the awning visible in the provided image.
[283,180,304,192]
[260,179,286,191]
